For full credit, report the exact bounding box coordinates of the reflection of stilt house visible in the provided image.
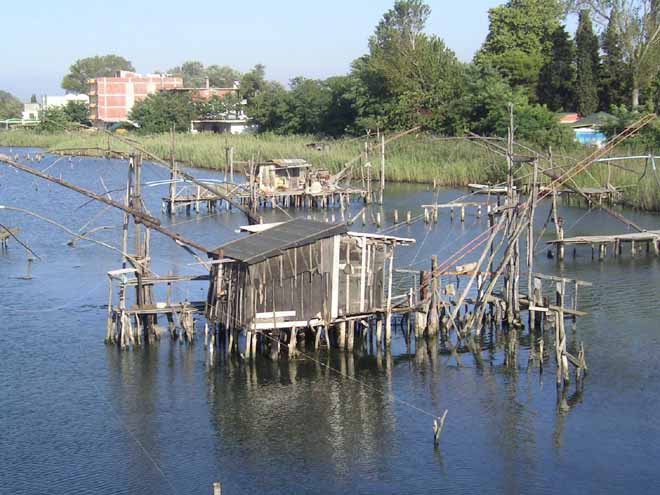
[206,218,414,345]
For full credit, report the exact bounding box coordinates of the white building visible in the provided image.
[21,103,40,121]
[42,94,89,110]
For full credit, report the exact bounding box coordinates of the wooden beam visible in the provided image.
[0,154,212,253]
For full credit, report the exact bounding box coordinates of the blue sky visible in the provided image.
[3,0,504,100]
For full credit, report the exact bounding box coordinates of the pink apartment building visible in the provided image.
[88,71,183,126]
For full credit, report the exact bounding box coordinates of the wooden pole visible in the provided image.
[385,248,394,346]
[426,256,439,336]
[169,125,177,215]
[379,133,385,205]
[0,154,212,252]
[527,158,538,325]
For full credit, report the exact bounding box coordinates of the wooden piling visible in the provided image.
[426,256,440,337]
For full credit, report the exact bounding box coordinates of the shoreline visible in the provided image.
[1,130,659,212]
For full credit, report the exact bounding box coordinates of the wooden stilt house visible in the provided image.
[206,218,415,333]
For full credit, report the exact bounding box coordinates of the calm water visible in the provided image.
[1,149,659,495]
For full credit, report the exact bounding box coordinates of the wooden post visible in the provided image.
[347,321,355,352]
[379,133,385,205]
[426,256,439,336]
[393,209,399,224]
[527,159,538,325]
[384,248,394,346]
[169,125,177,215]
[555,281,569,387]
[106,276,114,343]
[289,327,298,357]
[433,409,448,447]
[364,141,372,204]
[337,322,346,350]
[406,210,412,224]
[225,146,235,183]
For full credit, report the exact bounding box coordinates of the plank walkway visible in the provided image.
[548,230,660,259]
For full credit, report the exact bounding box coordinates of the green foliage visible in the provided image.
[537,26,576,111]
[30,94,38,104]
[245,82,290,133]
[321,76,359,137]
[352,1,465,132]
[450,66,574,148]
[575,10,601,115]
[476,0,564,99]
[129,91,196,133]
[602,103,660,147]
[280,77,332,135]
[167,61,241,88]
[206,65,241,87]
[61,55,134,94]
[600,5,631,109]
[0,90,22,119]
[168,60,206,87]
[37,106,73,132]
[240,64,268,102]
[194,93,242,120]
[63,100,90,125]
[564,1,660,107]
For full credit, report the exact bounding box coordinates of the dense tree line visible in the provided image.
[60,0,660,146]
[0,90,22,119]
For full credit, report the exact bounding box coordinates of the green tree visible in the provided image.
[168,60,206,87]
[194,93,242,119]
[351,0,464,132]
[280,77,332,134]
[449,65,574,147]
[475,0,564,100]
[129,91,196,133]
[168,62,242,88]
[564,0,660,107]
[575,10,601,115]
[0,90,22,119]
[30,94,38,104]
[246,81,290,132]
[62,55,134,94]
[63,100,90,125]
[240,64,268,102]
[38,106,73,132]
[321,76,359,137]
[537,26,577,111]
[206,65,241,87]
[600,5,631,109]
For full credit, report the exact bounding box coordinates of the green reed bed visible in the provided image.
[1,129,658,210]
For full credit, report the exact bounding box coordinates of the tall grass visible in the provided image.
[1,129,659,211]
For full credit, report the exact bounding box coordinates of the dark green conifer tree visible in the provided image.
[600,5,630,110]
[575,10,600,116]
[538,26,576,111]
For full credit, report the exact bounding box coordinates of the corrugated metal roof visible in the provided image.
[214,218,347,264]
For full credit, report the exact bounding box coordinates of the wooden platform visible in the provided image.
[548,230,660,259]
[468,184,509,195]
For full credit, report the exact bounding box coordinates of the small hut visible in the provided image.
[253,159,312,193]
[206,218,414,353]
